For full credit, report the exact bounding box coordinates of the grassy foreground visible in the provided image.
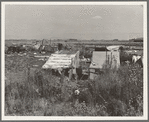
[5,54,143,116]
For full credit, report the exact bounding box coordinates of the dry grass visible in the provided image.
[5,49,143,116]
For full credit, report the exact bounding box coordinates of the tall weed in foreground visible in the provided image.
[94,64,143,116]
[5,54,143,116]
[5,55,41,115]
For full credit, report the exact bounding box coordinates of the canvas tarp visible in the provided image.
[90,51,120,69]
[89,51,120,80]
[106,45,120,51]
[42,51,80,74]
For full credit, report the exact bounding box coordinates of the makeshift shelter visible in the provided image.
[33,43,41,50]
[39,45,54,53]
[42,50,80,80]
[52,46,58,52]
[95,46,108,51]
[90,46,120,80]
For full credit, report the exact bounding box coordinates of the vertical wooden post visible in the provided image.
[69,58,73,81]
[68,68,73,81]
[60,69,65,83]
[75,68,78,83]
[110,52,112,68]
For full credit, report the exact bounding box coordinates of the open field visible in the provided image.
[5,39,143,47]
[5,41,143,116]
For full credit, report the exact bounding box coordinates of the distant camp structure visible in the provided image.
[129,37,143,42]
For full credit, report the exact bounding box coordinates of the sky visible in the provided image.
[5,5,143,40]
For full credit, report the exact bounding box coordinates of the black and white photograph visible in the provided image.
[1,1,148,120]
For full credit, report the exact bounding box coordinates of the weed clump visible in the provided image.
[5,54,143,116]
[93,64,143,116]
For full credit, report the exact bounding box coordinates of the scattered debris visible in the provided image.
[33,65,39,67]
[18,53,27,56]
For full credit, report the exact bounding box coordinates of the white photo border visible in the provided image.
[1,1,148,120]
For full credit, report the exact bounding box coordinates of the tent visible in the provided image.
[89,46,120,80]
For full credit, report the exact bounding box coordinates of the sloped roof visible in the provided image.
[106,45,120,51]
[42,50,79,69]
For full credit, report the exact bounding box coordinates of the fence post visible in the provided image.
[60,69,65,83]
[68,68,73,81]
